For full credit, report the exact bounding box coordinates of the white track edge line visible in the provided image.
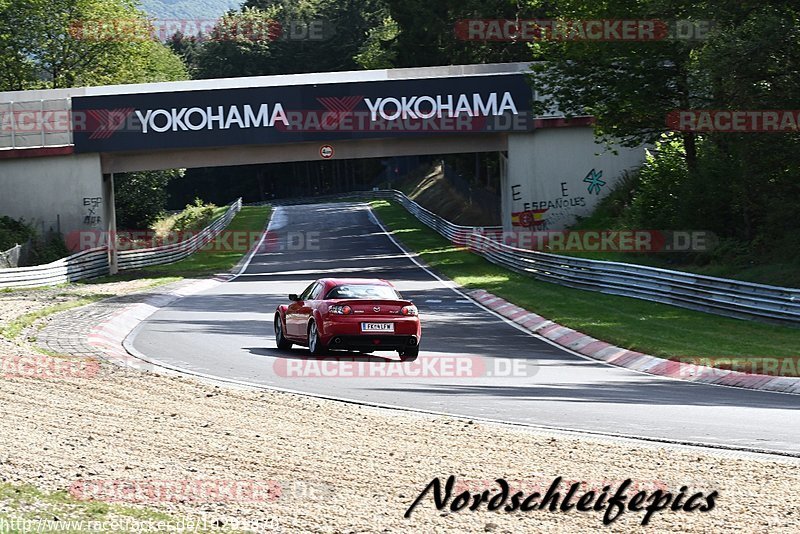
[366,205,799,397]
[117,202,799,460]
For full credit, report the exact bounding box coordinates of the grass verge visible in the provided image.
[86,206,271,284]
[370,200,800,372]
[0,296,107,340]
[0,482,236,533]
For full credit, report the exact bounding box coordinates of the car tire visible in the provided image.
[308,321,327,355]
[399,346,419,362]
[275,315,292,350]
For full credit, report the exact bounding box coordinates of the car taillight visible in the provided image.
[329,305,353,315]
[401,305,418,316]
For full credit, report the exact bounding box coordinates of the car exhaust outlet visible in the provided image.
[408,336,418,346]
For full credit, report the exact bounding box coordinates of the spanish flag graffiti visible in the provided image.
[511,209,548,228]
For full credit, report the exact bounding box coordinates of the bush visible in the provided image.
[0,216,36,251]
[152,198,218,239]
[26,233,71,265]
[571,171,638,231]
[115,169,182,230]
[624,139,690,231]
[574,134,800,270]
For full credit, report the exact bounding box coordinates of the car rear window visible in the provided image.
[325,284,400,300]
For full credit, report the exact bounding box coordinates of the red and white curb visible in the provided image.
[469,289,800,395]
[86,209,276,372]
[87,278,225,371]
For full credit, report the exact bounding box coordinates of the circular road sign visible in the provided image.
[319,145,334,159]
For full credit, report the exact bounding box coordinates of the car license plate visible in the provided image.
[361,322,394,332]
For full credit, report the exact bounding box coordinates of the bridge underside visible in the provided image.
[0,125,646,260]
[100,134,508,174]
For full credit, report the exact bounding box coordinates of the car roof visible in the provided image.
[319,278,392,287]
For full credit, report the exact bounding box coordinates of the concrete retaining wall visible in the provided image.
[0,153,104,248]
[506,128,646,230]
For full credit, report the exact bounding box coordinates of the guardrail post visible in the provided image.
[103,173,118,275]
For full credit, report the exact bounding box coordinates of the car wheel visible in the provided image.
[274,316,292,350]
[399,346,419,362]
[308,321,327,355]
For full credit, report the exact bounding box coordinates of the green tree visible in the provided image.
[168,31,202,75]
[194,6,282,78]
[535,0,800,254]
[529,0,716,171]
[196,0,390,78]
[353,14,398,69]
[375,0,539,68]
[115,169,183,230]
[0,0,36,90]
[0,0,187,90]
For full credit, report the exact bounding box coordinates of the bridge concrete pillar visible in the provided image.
[504,129,647,232]
[102,173,117,275]
[498,151,510,231]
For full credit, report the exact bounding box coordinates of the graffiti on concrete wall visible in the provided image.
[583,168,606,195]
[511,173,596,230]
[83,197,102,226]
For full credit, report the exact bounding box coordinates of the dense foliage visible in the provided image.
[152,198,218,238]
[115,169,183,230]
[532,1,800,265]
[0,216,36,251]
[0,217,70,265]
[0,0,187,89]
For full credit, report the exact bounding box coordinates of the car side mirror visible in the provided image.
[289,293,300,301]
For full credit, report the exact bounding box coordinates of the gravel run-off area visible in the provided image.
[0,281,798,533]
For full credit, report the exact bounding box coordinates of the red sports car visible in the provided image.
[274,278,421,361]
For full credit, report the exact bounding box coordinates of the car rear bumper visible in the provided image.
[327,334,419,351]
[322,316,420,338]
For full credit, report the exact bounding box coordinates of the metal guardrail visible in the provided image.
[117,199,242,270]
[374,190,800,324]
[0,199,242,288]
[264,189,800,324]
[468,234,800,324]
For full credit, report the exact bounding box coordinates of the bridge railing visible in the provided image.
[0,98,73,150]
[0,199,242,289]
[267,189,800,324]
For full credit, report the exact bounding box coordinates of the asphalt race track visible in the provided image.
[130,202,800,456]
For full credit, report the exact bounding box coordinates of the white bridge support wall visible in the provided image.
[505,128,646,230]
[0,153,106,249]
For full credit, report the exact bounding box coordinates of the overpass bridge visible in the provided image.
[0,63,645,262]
